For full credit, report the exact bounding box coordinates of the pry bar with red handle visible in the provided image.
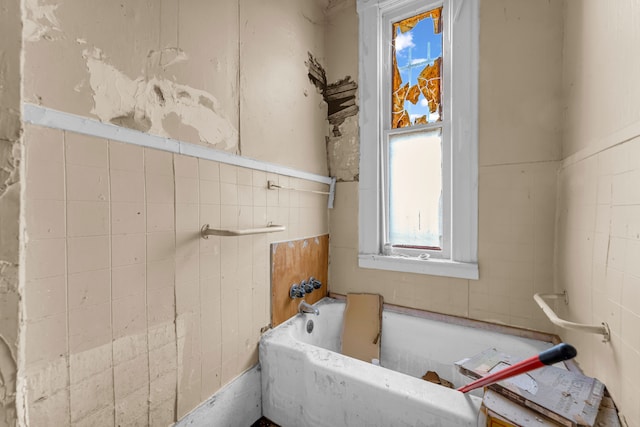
[457,343,577,393]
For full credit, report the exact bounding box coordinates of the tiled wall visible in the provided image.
[22,124,328,425]
[556,141,640,425]
[557,1,640,423]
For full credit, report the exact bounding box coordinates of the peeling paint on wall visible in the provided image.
[82,48,238,150]
[23,0,60,42]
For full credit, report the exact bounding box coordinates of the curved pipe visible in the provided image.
[533,292,610,342]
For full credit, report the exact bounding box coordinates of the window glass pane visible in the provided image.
[391,7,443,128]
[388,129,442,248]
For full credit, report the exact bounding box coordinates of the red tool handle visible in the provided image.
[457,343,577,393]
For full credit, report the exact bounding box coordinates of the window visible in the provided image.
[357,0,479,280]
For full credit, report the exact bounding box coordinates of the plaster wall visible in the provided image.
[555,1,640,424]
[19,0,329,425]
[0,0,22,425]
[329,0,563,332]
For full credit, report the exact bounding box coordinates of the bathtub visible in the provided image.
[259,297,559,427]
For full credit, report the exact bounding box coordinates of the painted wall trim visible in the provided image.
[22,103,333,186]
[174,364,262,427]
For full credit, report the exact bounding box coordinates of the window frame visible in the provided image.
[357,0,479,280]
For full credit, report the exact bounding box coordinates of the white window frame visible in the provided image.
[357,0,479,280]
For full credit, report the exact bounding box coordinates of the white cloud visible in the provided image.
[410,58,427,65]
[395,32,415,52]
[420,98,429,107]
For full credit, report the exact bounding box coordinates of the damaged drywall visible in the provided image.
[306,53,360,181]
[83,48,238,150]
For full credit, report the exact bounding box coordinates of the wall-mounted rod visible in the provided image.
[268,180,329,195]
[533,292,610,342]
[201,223,286,239]
[268,178,337,209]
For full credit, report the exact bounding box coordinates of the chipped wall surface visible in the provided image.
[23,0,240,152]
[0,0,22,425]
[556,1,640,424]
[324,0,359,181]
[329,0,563,332]
[20,124,329,425]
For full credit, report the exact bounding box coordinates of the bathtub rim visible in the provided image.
[327,292,583,375]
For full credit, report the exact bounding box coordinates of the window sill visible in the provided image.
[358,254,479,280]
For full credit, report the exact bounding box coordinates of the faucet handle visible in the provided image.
[302,280,314,294]
[310,277,322,290]
[290,283,304,299]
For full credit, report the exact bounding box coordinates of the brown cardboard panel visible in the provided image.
[341,293,383,363]
[271,235,329,327]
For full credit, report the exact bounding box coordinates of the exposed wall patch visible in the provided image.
[83,48,239,151]
[23,0,60,42]
[306,53,358,137]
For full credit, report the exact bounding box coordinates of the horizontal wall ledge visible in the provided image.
[22,103,333,186]
[358,254,479,280]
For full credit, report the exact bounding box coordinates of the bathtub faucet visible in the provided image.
[298,300,319,316]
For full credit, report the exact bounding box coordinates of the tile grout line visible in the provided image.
[107,139,117,426]
[62,130,72,427]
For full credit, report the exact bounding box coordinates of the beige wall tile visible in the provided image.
[198,159,219,181]
[111,202,145,234]
[111,169,145,202]
[115,386,149,427]
[67,201,109,237]
[112,263,145,300]
[66,164,109,202]
[145,173,175,204]
[145,148,173,176]
[147,286,176,327]
[25,314,67,365]
[70,369,114,423]
[199,179,220,204]
[65,132,108,168]
[176,204,199,232]
[112,233,146,266]
[147,203,175,232]
[114,353,149,400]
[174,154,199,178]
[69,302,111,353]
[26,238,66,280]
[25,275,66,321]
[69,343,113,386]
[113,292,147,339]
[68,268,110,310]
[26,199,65,239]
[113,332,148,366]
[175,176,199,204]
[27,388,70,427]
[147,259,175,291]
[219,164,237,184]
[110,141,143,172]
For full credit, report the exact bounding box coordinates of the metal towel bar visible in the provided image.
[533,291,610,342]
[200,223,285,238]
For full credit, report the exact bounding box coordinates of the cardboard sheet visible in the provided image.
[341,293,383,363]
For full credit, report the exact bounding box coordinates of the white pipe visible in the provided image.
[533,292,610,343]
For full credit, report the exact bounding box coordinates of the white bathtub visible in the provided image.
[259,298,555,427]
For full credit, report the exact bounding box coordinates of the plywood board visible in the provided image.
[271,235,329,327]
[341,293,383,363]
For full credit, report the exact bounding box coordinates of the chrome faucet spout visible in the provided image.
[298,300,319,315]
